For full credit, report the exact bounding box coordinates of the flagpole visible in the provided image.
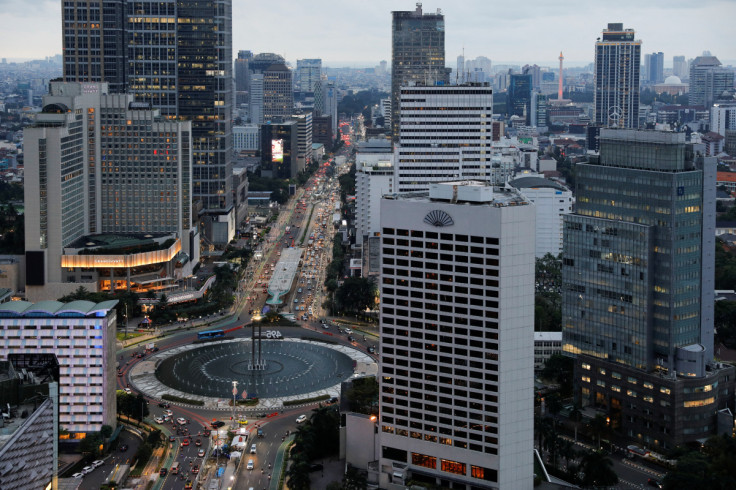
[231,380,238,428]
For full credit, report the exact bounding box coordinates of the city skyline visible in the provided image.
[1,0,735,68]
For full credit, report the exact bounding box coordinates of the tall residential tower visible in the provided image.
[594,23,641,128]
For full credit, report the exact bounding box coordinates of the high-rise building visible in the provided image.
[508,74,532,118]
[395,83,493,193]
[689,55,735,109]
[391,4,449,140]
[23,82,196,300]
[522,64,542,90]
[235,50,253,92]
[0,299,118,436]
[644,52,664,83]
[293,113,313,170]
[711,102,736,155]
[562,129,735,449]
[296,59,322,93]
[673,55,688,79]
[260,121,299,179]
[594,23,641,128]
[377,181,534,489]
[355,139,394,246]
[249,74,264,125]
[530,91,548,128]
[62,0,126,93]
[263,63,294,122]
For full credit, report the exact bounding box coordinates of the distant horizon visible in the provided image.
[8,55,736,72]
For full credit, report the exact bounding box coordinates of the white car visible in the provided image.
[296,414,307,424]
[71,473,84,479]
[164,409,173,416]
[81,466,94,475]
[154,417,164,424]
[91,460,104,468]
[343,328,352,334]
[250,443,257,454]
[177,417,187,425]
[246,459,254,470]
[123,388,132,394]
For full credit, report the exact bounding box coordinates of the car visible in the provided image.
[164,409,173,416]
[329,397,339,404]
[203,428,211,436]
[211,420,225,429]
[180,439,190,447]
[257,428,264,438]
[71,473,84,479]
[647,480,663,489]
[198,448,205,457]
[124,388,132,394]
[169,435,176,442]
[343,328,352,334]
[296,414,307,423]
[348,335,355,342]
[158,402,170,408]
[177,417,187,425]
[184,481,193,489]
[294,298,299,303]
[298,288,302,293]
[154,416,164,424]
[192,465,199,474]
[117,371,123,377]
[159,468,168,477]
[309,463,324,472]
[246,459,254,470]
[250,443,257,454]
[119,444,128,452]
[81,466,94,475]
[91,460,104,468]
[368,346,376,354]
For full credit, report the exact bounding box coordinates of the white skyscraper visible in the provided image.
[377,181,535,490]
[395,83,493,193]
[355,139,395,246]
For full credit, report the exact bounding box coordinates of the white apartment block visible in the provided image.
[232,124,261,151]
[355,139,395,246]
[711,102,736,138]
[509,175,574,257]
[534,331,563,371]
[378,181,534,490]
[395,83,493,192]
[293,113,313,169]
[0,300,117,435]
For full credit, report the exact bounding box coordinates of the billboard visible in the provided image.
[271,139,284,163]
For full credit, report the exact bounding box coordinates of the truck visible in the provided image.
[145,343,158,352]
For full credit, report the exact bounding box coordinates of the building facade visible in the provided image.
[235,50,252,92]
[263,63,294,122]
[233,124,261,152]
[293,113,313,171]
[378,181,534,489]
[260,121,299,179]
[508,74,532,118]
[355,139,395,246]
[594,23,641,129]
[23,82,196,300]
[395,83,494,193]
[296,58,322,93]
[561,129,734,449]
[0,300,117,436]
[62,0,126,93]
[391,4,449,140]
[508,175,573,258]
[690,56,735,109]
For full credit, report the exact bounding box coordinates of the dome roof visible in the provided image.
[664,75,682,84]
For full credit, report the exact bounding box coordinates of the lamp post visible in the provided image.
[231,380,238,427]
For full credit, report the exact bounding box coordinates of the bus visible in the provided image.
[198,330,225,340]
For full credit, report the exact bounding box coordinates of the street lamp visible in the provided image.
[231,380,238,426]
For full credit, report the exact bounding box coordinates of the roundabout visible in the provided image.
[128,336,376,410]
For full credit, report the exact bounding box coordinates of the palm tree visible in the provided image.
[587,413,609,450]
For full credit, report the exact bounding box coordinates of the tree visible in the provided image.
[286,459,311,490]
[540,354,574,396]
[343,377,378,415]
[579,450,618,487]
[343,464,368,490]
[334,277,377,314]
[587,414,610,450]
[100,424,113,439]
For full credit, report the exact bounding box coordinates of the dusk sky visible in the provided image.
[1,0,735,68]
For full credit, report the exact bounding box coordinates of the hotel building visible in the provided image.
[378,181,534,489]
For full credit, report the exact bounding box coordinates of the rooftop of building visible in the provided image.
[0,299,118,318]
[386,181,531,207]
[509,176,570,193]
[534,331,562,342]
[66,233,175,254]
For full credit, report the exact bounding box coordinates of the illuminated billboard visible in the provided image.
[272,139,284,163]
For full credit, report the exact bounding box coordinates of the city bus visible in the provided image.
[197,330,225,340]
